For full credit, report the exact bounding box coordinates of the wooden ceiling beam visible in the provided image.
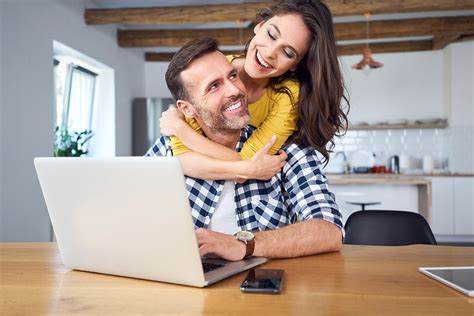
[337,40,433,56]
[145,50,243,62]
[145,40,434,62]
[456,34,474,42]
[85,2,276,25]
[119,28,253,47]
[334,16,474,41]
[145,52,175,62]
[432,33,462,49]
[118,16,474,47]
[326,0,474,16]
[85,0,474,25]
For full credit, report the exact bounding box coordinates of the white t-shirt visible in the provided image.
[208,180,239,235]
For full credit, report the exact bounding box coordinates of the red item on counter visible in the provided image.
[371,165,388,173]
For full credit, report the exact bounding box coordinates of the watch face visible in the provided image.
[236,231,255,241]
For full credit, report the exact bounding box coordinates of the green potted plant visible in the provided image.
[54,126,93,157]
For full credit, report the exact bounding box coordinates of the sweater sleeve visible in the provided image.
[169,117,203,156]
[239,80,299,160]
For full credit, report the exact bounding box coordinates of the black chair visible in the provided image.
[344,210,437,246]
[346,201,381,211]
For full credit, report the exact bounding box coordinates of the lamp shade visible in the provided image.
[351,47,383,70]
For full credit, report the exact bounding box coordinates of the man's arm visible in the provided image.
[196,219,342,261]
[252,219,342,258]
[197,144,344,261]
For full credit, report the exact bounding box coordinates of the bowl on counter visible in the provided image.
[353,167,372,173]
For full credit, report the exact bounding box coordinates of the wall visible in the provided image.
[0,2,4,234]
[1,0,145,241]
[446,41,474,173]
[145,62,172,98]
[339,50,445,124]
[332,128,449,171]
[330,42,474,173]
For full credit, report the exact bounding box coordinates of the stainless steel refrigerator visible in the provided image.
[132,97,174,156]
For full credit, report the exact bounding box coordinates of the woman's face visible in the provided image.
[244,13,311,80]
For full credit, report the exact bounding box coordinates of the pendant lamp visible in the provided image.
[352,13,383,72]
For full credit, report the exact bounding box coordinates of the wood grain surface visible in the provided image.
[1,243,473,315]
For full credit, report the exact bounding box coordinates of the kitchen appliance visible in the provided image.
[325,151,348,173]
[390,155,400,174]
[349,150,375,173]
[132,97,174,156]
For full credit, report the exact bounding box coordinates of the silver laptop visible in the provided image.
[34,157,267,287]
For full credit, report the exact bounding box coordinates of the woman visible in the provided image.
[160,0,349,181]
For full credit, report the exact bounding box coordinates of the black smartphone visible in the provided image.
[240,268,284,294]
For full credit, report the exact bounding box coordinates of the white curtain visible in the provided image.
[66,66,97,132]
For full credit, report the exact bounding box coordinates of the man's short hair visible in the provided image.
[165,37,219,102]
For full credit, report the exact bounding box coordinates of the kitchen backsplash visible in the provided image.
[330,126,474,173]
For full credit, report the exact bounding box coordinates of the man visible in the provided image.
[146,38,343,261]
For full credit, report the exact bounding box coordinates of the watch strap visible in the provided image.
[244,238,255,258]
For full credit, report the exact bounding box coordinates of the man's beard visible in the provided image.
[194,96,250,135]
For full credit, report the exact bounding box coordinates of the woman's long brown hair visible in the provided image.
[252,0,350,163]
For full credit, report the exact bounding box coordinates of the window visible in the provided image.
[53,40,116,157]
[54,61,97,133]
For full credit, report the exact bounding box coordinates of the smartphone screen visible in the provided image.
[240,268,284,294]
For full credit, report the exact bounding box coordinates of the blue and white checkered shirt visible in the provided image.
[145,126,343,233]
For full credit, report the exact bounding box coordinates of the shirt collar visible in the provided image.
[235,126,254,152]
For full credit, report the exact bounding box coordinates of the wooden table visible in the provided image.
[1,243,473,315]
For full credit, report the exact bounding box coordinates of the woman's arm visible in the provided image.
[159,78,298,180]
[161,107,242,161]
[177,136,287,181]
[161,81,298,162]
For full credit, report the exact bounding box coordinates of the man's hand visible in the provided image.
[242,135,287,181]
[195,228,246,261]
[159,106,185,136]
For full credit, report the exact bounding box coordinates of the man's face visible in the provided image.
[179,51,249,134]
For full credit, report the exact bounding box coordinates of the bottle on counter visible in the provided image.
[423,155,434,174]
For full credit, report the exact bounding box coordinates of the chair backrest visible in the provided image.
[344,210,437,246]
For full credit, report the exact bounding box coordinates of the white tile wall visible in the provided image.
[332,126,474,172]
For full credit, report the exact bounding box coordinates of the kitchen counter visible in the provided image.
[327,174,431,185]
[326,173,474,183]
[326,173,432,223]
[404,173,474,177]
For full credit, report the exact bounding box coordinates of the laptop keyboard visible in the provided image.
[202,262,225,273]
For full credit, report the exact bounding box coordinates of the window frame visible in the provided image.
[56,62,98,132]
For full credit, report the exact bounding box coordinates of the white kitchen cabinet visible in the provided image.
[429,178,455,235]
[453,178,474,235]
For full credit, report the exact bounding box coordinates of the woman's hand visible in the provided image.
[159,106,185,136]
[241,136,287,181]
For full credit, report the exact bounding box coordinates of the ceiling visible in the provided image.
[86,0,474,61]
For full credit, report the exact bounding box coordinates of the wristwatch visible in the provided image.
[234,231,255,258]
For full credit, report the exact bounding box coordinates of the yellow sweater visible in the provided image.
[170,59,299,160]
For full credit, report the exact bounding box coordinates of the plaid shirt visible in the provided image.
[145,126,343,233]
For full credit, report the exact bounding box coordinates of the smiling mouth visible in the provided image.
[223,100,242,112]
[255,50,272,69]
